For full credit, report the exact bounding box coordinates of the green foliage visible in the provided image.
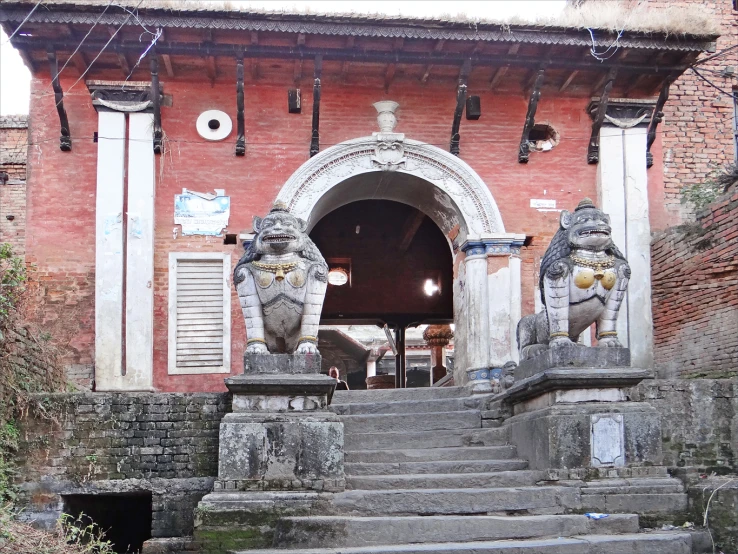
[0,504,119,553]
[0,422,19,503]
[0,243,26,325]
[682,164,737,211]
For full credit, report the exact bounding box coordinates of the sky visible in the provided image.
[0,0,566,116]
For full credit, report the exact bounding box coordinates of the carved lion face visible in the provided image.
[253,211,308,254]
[561,207,612,250]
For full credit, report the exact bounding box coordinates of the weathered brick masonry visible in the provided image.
[0,115,27,258]
[650,185,738,378]
[15,392,229,537]
[647,0,738,223]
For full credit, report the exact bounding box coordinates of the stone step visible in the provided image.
[332,387,468,405]
[235,532,692,554]
[345,446,517,463]
[331,486,580,516]
[578,477,685,494]
[331,396,482,416]
[347,470,547,490]
[271,514,639,548]
[341,410,481,434]
[581,491,688,515]
[344,427,508,451]
[345,459,529,476]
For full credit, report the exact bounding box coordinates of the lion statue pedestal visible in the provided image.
[503,199,661,472]
[199,204,344,544]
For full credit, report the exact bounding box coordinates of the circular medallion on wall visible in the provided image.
[196,110,233,141]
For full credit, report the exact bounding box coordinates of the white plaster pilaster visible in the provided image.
[462,250,490,373]
[508,255,522,363]
[95,111,126,391]
[597,125,654,368]
[124,112,155,390]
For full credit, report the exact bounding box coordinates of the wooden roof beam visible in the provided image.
[61,24,88,76]
[559,50,591,92]
[420,39,445,84]
[519,67,545,163]
[398,210,426,253]
[490,44,520,90]
[159,30,174,78]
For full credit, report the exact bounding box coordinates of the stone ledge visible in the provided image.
[225,374,337,396]
[243,352,322,375]
[516,345,631,382]
[505,368,654,405]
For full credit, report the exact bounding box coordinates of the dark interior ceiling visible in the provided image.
[311,199,453,327]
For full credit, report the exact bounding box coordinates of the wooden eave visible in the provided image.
[0,3,716,97]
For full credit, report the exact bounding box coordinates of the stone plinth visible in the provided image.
[505,364,661,471]
[213,352,344,493]
[515,345,631,382]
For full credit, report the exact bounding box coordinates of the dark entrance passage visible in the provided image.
[63,493,152,553]
[310,200,453,388]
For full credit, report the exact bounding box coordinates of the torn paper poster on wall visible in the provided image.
[174,188,230,235]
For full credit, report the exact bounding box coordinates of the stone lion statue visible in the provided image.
[234,202,328,355]
[517,198,630,361]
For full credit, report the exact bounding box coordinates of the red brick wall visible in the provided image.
[646,0,736,224]
[650,185,738,378]
[24,59,670,391]
[0,115,28,257]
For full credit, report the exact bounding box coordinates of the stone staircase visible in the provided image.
[231,386,701,554]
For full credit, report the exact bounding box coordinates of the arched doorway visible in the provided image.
[310,199,454,388]
[274,115,526,384]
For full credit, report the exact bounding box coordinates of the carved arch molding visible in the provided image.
[276,136,505,247]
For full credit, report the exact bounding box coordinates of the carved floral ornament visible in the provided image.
[423,324,454,347]
[275,101,506,239]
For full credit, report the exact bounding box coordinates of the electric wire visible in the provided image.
[1,0,45,45]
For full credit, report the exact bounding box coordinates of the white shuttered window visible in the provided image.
[168,253,231,374]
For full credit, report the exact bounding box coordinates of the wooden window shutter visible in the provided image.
[168,253,231,374]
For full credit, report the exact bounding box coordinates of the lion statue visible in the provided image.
[234,202,328,355]
[517,198,630,361]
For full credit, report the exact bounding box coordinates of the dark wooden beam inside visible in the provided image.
[421,40,445,84]
[625,52,666,96]
[398,211,426,253]
[450,60,470,156]
[490,44,520,90]
[236,55,245,157]
[162,54,174,77]
[61,24,87,75]
[151,53,163,154]
[310,54,322,157]
[384,38,403,91]
[47,48,71,151]
[518,68,545,163]
[559,51,591,92]
[646,74,675,168]
[587,67,617,164]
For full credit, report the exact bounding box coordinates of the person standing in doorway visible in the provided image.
[329,366,350,390]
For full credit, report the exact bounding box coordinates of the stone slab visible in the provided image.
[272,514,639,549]
[345,446,516,463]
[344,459,528,476]
[515,345,631,382]
[505,368,653,405]
[346,470,545,490]
[342,410,481,434]
[225,374,337,397]
[243,351,322,375]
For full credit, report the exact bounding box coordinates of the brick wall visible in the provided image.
[645,0,736,223]
[650,185,738,378]
[0,115,28,257]
[631,380,737,473]
[15,392,229,537]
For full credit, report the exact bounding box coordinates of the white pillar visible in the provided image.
[124,113,155,389]
[463,246,490,372]
[95,111,126,391]
[487,261,511,367]
[508,254,522,363]
[366,359,377,378]
[597,124,654,368]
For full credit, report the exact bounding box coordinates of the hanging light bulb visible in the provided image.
[424,278,439,296]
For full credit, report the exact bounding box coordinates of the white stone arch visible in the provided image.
[275,134,523,385]
[275,136,505,247]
